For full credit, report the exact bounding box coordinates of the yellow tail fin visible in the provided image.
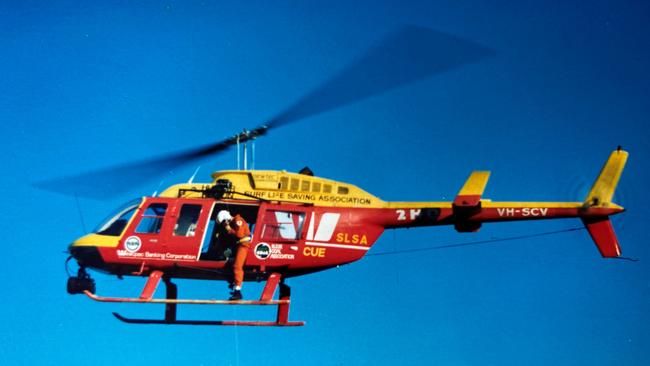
[585,149,628,207]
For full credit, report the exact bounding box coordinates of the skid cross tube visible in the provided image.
[86,271,304,326]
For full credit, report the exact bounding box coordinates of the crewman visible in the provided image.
[216,210,251,300]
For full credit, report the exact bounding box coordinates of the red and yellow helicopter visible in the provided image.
[37,26,629,327]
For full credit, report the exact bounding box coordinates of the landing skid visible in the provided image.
[86,271,304,326]
[112,312,304,326]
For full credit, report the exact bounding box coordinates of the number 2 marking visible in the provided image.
[396,209,422,221]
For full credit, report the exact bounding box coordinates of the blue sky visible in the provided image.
[1,1,649,365]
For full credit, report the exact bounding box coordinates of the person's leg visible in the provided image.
[230,245,248,299]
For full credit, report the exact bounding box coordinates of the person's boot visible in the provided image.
[229,290,242,301]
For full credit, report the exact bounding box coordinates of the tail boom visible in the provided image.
[382,149,628,258]
[381,201,623,227]
[476,202,623,223]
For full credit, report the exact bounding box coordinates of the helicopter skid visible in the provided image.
[112,312,304,326]
[85,272,304,326]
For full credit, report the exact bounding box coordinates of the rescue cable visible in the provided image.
[367,227,635,261]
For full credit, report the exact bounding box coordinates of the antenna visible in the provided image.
[74,193,88,234]
[188,166,201,184]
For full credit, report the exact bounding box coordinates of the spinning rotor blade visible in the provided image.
[33,126,268,199]
[34,26,493,200]
[266,25,493,128]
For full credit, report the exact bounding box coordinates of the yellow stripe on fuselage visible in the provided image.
[481,201,584,208]
[71,233,120,248]
[385,201,453,209]
[384,201,623,210]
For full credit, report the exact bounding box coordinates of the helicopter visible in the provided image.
[36,26,629,327]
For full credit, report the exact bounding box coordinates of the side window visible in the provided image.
[174,204,202,237]
[136,203,167,234]
[260,210,305,241]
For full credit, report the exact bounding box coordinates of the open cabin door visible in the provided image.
[197,201,261,261]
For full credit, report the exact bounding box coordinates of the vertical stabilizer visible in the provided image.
[585,149,628,207]
[581,148,628,258]
[581,217,621,258]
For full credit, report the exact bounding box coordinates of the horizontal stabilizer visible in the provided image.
[454,171,490,206]
[581,217,621,258]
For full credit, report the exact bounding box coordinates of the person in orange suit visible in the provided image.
[217,210,251,300]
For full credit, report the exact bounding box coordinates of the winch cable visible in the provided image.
[366,227,637,259]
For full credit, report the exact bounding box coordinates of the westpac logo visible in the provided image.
[124,236,142,253]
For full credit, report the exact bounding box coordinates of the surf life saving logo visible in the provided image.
[124,236,142,253]
[254,243,271,260]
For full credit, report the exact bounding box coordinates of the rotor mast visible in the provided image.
[234,126,267,170]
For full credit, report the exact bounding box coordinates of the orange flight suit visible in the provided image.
[226,214,251,288]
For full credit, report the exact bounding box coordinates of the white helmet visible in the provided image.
[217,210,233,224]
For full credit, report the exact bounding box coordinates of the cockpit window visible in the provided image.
[136,203,168,234]
[94,199,141,236]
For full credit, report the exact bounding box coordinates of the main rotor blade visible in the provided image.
[34,26,493,200]
[266,25,493,128]
[33,126,268,199]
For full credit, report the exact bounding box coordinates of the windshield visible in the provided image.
[94,198,142,236]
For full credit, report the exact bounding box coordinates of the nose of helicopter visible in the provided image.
[68,233,117,270]
[68,245,104,269]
